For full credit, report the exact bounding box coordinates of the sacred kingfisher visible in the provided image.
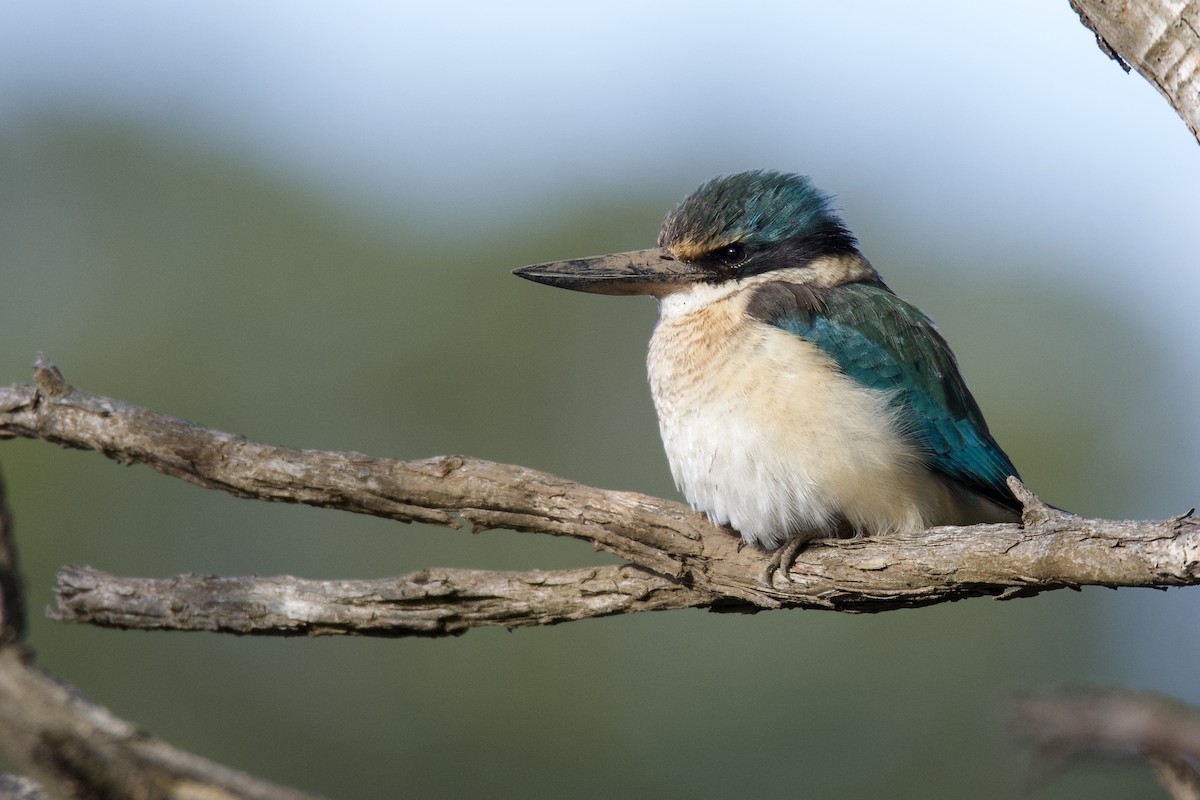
[514,170,1021,560]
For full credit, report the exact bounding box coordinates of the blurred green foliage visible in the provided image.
[0,119,1188,798]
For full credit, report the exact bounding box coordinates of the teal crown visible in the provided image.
[660,170,855,252]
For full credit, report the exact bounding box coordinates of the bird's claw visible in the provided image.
[763,536,812,585]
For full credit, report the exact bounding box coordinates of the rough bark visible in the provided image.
[52,564,697,638]
[1071,0,1200,143]
[1,358,1197,639]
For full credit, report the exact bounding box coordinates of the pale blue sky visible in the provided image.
[3,2,1196,233]
[3,2,1195,482]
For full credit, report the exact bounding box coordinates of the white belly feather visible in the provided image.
[648,282,962,549]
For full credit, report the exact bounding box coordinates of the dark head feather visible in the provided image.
[659,170,858,265]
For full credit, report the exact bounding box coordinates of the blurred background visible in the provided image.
[1,2,1198,797]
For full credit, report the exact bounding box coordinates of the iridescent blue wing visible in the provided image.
[749,280,1020,511]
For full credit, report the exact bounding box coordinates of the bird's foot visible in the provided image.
[763,533,820,585]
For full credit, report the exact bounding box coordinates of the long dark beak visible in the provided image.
[512,248,704,296]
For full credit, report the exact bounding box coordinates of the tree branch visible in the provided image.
[1070,0,1200,144]
[0,466,326,799]
[1013,690,1200,800]
[2,358,1197,638]
[51,564,702,637]
[0,465,25,646]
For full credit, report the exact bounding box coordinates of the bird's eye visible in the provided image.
[712,243,747,267]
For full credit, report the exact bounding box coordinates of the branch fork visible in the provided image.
[0,357,1194,639]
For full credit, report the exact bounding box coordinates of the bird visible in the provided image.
[513,170,1022,573]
